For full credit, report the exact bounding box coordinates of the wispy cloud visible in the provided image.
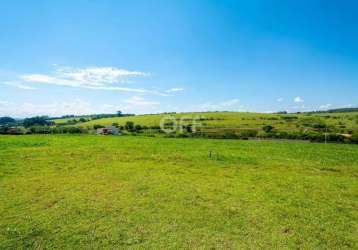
[0,99,97,117]
[166,87,184,93]
[21,66,145,86]
[319,104,332,110]
[2,81,36,90]
[319,104,353,110]
[123,96,159,107]
[18,66,166,94]
[198,98,241,111]
[294,96,304,103]
[0,96,161,117]
[277,97,284,102]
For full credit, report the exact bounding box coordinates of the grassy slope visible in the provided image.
[72,112,358,133]
[0,135,357,248]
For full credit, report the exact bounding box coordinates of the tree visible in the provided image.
[93,124,105,129]
[0,117,16,125]
[185,124,193,133]
[262,125,274,133]
[79,118,87,123]
[125,121,134,131]
[134,124,142,131]
[117,111,123,117]
[23,116,50,128]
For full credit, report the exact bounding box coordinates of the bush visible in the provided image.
[29,126,51,134]
[0,126,26,135]
[134,124,142,131]
[93,124,105,129]
[350,133,358,144]
[238,130,258,138]
[26,126,88,134]
[262,125,274,133]
[125,121,134,131]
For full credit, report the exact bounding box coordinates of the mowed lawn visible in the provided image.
[0,135,357,249]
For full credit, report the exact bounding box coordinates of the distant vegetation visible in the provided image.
[1,110,358,143]
[50,111,135,125]
[312,107,358,113]
[0,116,16,125]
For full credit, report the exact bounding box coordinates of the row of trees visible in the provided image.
[163,127,358,144]
[93,121,145,133]
[0,125,88,135]
[53,111,136,126]
[0,116,86,135]
[0,116,54,127]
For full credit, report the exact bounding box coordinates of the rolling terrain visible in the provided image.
[50,112,358,143]
[54,111,358,132]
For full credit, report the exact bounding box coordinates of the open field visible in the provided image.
[0,135,357,248]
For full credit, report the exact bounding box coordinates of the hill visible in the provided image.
[77,111,358,134]
[2,111,357,143]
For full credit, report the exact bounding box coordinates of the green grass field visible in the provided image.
[0,135,357,248]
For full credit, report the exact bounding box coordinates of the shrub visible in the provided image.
[238,130,258,138]
[262,125,274,133]
[350,133,358,144]
[0,126,26,135]
[125,121,134,131]
[135,124,142,131]
[29,126,51,134]
[93,124,105,129]
[282,116,298,120]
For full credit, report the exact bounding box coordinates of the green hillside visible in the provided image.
[77,111,358,134]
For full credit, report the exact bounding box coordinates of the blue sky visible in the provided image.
[0,0,357,117]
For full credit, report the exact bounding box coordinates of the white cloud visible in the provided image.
[22,66,145,86]
[0,99,104,117]
[319,104,332,110]
[0,101,12,106]
[19,66,160,94]
[198,99,241,111]
[318,104,354,110]
[294,96,304,103]
[277,97,284,102]
[2,81,36,90]
[0,96,161,117]
[84,86,156,94]
[166,87,184,93]
[123,96,159,107]
[0,65,184,96]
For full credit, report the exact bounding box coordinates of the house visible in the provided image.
[96,126,120,135]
